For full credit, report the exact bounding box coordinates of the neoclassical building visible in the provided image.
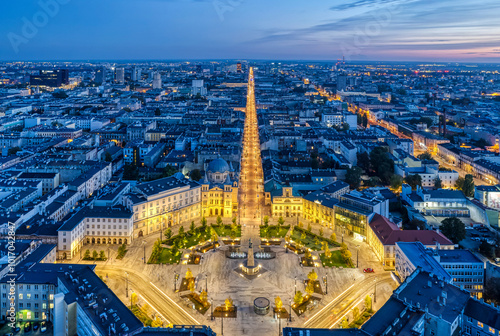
[201,157,239,218]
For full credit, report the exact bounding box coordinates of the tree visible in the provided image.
[353,307,360,321]
[300,232,306,240]
[440,217,466,244]
[188,279,195,292]
[232,217,237,226]
[200,290,208,306]
[294,291,304,305]
[216,216,223,226]
[130,292,138,306]
[190,169,202,181]
[330,233,336,241]
[462,174,475,197]
[305,281,315,295]
[165,228,172,240]
[362,114,368,128]
[345,166,363,189]
[178,226,185,236]
[275,296,283,311]
[8,147,21,156]
[52,91,68,99]
[304,249,312,259]
[405,174,422,190]
[123,164,139,180]
[390,174,403,191]
[92,250,99,260]
[298,221,303,228]
[434,176,443,189]
[341,318,349,329]
[417,151,433,160]
[480,241,494,259]
[484,278,500,305]
[319,227,324,237]
[201,217,207,229]
[190,221,196,233]
[84,249,91,259]
[455,177,465,190]
[104,152,113,162]
[162,165,178,178]
[308,269,318,281]
[369,147,395,184]
[278,217,285,227]
[151,316,163,328]
[307,223,312,232]
[365,295,373,312]
[225,297,233,310]
[99,250,106,260]
[356,152,371,172]
[263,216,269,226]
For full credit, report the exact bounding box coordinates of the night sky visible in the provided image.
[1,0,500,62]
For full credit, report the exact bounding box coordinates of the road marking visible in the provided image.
[137,293,171,325]
[149,282,200,324]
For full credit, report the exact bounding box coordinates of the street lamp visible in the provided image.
[294,276,297,295]
[174,271,178,292]
[278,312,282,336]
[323,276,328,295]
[125,272,129,298]
[356,245,360,268]
[289,298,292,322]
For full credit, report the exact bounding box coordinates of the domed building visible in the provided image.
[201,157,239,218]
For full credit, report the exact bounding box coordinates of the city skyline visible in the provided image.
[1,0,500,62]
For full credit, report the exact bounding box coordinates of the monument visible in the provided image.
[235,238,267,280]
[241,239,260,275]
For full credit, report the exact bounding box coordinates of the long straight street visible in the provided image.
[239,67,265,236]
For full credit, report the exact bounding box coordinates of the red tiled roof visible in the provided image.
[369,214,453,246]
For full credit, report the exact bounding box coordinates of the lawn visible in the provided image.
[320,251,353,268]
[150,248,181,264]
[164,227,212,249]
[349,311,373,328]
[211,224,242,237]
[290,227,339,251]
[130,304,152,326]
[260,225,290,238]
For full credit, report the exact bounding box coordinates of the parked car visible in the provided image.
[40,322,47,333]
[12,326,20,333]
[24,322,31,332]
[363,268,375,273]
[33,322,39,331]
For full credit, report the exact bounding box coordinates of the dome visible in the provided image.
[207,158,230,173]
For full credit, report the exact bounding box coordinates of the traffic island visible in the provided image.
[291,295,321,316]
[181,292,211,315]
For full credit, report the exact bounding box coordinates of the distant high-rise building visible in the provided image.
[115,67,125,84]
[152,72,162,89]
[337,74,347,91]
[237,62,242,73]
[192,79,207,96]
[95,67,106,84]
[30,70,69,87]
[132,67,142,82]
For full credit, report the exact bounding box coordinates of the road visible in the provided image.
[95,264,200,326]
[303,272,395,329]
[239,67,265,229]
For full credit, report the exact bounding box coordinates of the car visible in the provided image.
[33,322,39,331]
[40,322,47,333]
[24,322,31,332]
[3,333,14,336]
[12,326,20,333]
[363,268,374,273]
